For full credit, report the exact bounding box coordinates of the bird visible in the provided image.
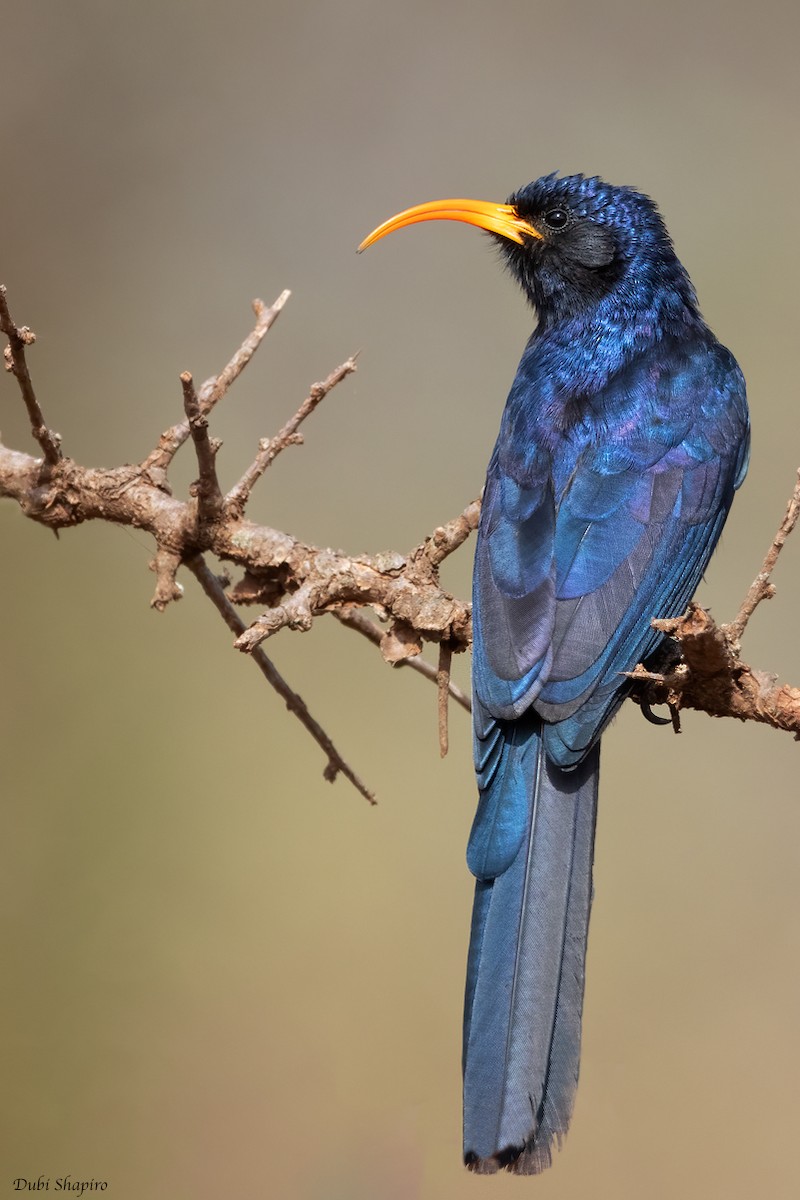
[359,173,750,1174]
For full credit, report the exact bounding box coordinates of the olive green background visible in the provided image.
[2,2,800,1197]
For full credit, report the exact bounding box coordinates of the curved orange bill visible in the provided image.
[358,198,542,252]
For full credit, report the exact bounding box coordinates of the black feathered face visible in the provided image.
[498,173,698,324]
[501,185,626,321]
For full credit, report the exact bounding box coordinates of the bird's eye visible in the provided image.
[543,208,569,230]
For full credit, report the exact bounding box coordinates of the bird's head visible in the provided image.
[360,173,697,328]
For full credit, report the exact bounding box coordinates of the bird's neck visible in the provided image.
[498,286,710,466]
[527,283,702,398]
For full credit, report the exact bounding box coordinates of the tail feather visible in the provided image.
[463,728,599,1174]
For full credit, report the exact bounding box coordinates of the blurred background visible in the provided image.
[2,1,799,1196]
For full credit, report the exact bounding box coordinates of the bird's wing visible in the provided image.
[472,434,557,714]
[469,429,558,879]
[468,338,748,876]
[537,339,748,764]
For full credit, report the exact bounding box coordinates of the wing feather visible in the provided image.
[472,337,749,754]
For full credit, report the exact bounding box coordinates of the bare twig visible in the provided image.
[334,608,471,711]
[181,371,223,525]
[0,285,61,465]
[725,469,800,643]
[197,293,291,410]
[143,291,290,474]
[437,641,453,757]
[150,546,184,611]
[413,497,482,571]
[234,587,315,651]
[225,355,358,516]
[187,555,377,805]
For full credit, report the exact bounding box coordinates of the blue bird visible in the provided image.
[360,174,750,1173]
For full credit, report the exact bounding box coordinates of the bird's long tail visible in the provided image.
[463,728,599,1174]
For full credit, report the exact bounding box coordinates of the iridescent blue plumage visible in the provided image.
[463,174,749,1173]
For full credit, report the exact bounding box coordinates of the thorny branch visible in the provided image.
[333,607,471,713]
[226,355,359,517]
[187,556,376,804]
[142,292,290,477]
[0,285,61,465]
[725,471,800,644]
[182,371,223,526]
[1,286,799,808]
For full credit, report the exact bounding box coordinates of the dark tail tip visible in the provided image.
[465,1139,547,1175]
